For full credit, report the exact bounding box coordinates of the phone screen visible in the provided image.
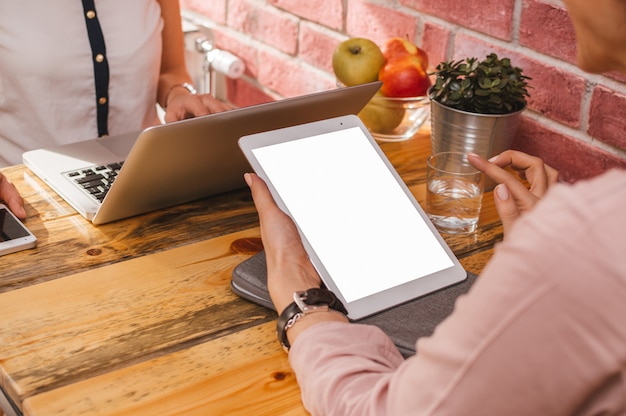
[0,207,30,241]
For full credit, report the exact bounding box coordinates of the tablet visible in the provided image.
[239,114,466,319]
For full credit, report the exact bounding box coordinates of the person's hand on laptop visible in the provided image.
[163,89,233,123]
[0,173,26,219]
[468,151,559,234]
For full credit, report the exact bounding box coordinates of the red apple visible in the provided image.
[378,38,431,97]
[383,37,428,69]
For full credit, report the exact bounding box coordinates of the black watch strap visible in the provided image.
[276,288,348,351]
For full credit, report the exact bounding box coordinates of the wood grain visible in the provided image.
[5,228,497,416]
[0,166,258,293]
[0,228,270,411]
[0,125,504,415]
[22,323,305,416]
[0,126,502,292]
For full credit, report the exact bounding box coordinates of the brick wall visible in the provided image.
[180,0,626,183]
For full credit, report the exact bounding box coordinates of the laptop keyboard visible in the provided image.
[63,162,124,203]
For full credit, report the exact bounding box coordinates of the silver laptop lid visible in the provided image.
[23,82,381,225]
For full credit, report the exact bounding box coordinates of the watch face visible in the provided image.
[295,289,347,314]
[277,288,348,351]
[294,290,330,314]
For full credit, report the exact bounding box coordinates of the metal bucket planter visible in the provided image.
[430,98,525,160]
[429,99,525,190]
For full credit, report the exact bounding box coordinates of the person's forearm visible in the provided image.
[267,265,349,347]
[156,0,194,107]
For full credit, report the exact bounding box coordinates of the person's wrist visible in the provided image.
[268,262,322,313]
[163,82,197,109]
[284,310,348,349]
[276,288,348,351]
[270,279,321,314]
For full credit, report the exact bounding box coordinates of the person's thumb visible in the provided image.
[493,183,519,235]
[8,199,26,219]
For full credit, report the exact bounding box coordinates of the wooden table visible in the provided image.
[0,127,502,416]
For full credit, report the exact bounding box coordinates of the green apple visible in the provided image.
[358,96,406,134]
[332,38,385,86]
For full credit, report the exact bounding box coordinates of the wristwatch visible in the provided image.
[178,82,198,95]
[163,82,197,109]
[276,288,348,351]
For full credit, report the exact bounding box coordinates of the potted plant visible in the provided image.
[428,53,531,161]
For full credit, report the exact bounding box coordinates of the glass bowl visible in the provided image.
[358,94,430,142]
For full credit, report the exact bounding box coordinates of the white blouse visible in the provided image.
[0,1,164,167]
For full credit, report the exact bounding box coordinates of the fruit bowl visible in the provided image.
[358,94,430,142]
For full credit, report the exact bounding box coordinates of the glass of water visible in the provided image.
[426,152,484,234]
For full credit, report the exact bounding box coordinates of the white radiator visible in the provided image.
[181,12,244,101]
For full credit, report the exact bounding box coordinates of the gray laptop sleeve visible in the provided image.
[231,251,478,357]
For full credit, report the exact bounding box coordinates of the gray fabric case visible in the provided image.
[231,251,477,357]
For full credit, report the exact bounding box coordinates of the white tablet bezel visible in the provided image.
[239,114,466,320]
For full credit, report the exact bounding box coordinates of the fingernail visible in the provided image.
[244,173,252,186]
[488,155,499,163]
[468,152,479,159]
[495,184,509,201]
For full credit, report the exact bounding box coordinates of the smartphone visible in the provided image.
[0,204,37,256]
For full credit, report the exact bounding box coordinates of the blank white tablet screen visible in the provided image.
[251,126,453,303]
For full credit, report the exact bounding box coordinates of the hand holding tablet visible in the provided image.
[239,115,466,320]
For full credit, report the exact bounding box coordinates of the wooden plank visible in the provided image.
[22,322,306,416]
[0,127,503,294]
[0,166,259,293]
[0,125,503,415]
[0,228,271,410]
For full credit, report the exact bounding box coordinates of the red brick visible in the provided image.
[257,50,336,97]
[588,86,626,150]
[453,34,585,128]
[213,30,261,78]
[452,34,503,63]
[181,0,227,24]
[226,78,275,107]
[520,0,576,64]
[228,0,299,55]
[180,0,626,182]
[520,59,585,128]
[605,71,626,84]
[513,118,626,182]
[401,0,515,41]
[299,24,342,74]
[270,0,344,30]
[422,22,450,71]
[346,1,419,47]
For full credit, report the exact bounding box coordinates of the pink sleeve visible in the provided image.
[289,322,404,415]
[288,171,626,416]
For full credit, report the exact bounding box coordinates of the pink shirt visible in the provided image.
[289,169,626,415]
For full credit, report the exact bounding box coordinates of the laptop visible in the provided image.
[22,82,381,225]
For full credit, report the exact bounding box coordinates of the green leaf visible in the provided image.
[432,52,530,113]
[478,79,492,89]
